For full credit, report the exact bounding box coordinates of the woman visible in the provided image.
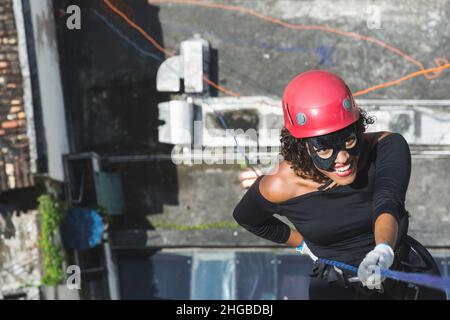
[233,70,446,300]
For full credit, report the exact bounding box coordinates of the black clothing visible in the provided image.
[233,133,411,266]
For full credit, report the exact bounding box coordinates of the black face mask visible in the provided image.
[306,124,361,172]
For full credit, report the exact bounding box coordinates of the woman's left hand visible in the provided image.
[296,241,318,262]
[357,243,394,290]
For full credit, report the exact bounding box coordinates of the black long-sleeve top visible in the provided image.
[233,133,411,266]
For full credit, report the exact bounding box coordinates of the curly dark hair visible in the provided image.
[280,108,375,183]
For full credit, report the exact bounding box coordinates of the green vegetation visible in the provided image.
[37,194,66,286]
[150,220,239,231]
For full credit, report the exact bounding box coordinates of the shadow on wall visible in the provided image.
[102,160,179,229]
[0,187,37,214]
[53,0,179,228]
[116,249,162,300]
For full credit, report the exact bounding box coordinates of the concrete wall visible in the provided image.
[156,0,450,99]
[150,0,450,246]
[150,99,450,247]
[50,0,450,248]
[147,156,450,247]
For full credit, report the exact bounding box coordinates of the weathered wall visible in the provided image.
[147,98,450,247]
[0,0,41,299]
[53,0,178,227]
[145,156,450,248]
[0,0,34,192]
[155,0,450,99]
[54,0,169,153]
[0,210,40,299]
[52,0,450,247]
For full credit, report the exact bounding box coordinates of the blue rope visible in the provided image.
[318,258,450,292]
[93,10,165,62]
[318,258,358,273]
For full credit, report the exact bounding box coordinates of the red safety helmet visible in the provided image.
[282,70,360,139]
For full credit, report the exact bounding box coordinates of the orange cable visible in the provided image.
[103,0,240,96]
[353,63,450,96]
[149,0,447,80]
[104,0,176,56]
[104,0,449,99]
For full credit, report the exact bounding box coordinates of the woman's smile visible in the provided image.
[327,156,359,183]
[334,161,354,177]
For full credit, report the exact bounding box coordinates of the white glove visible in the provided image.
[357,243,394,290]
[296,241,318,262]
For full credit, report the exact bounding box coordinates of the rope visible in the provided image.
[318,258,450,292]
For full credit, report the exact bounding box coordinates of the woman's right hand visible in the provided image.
[239,168,263,189]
